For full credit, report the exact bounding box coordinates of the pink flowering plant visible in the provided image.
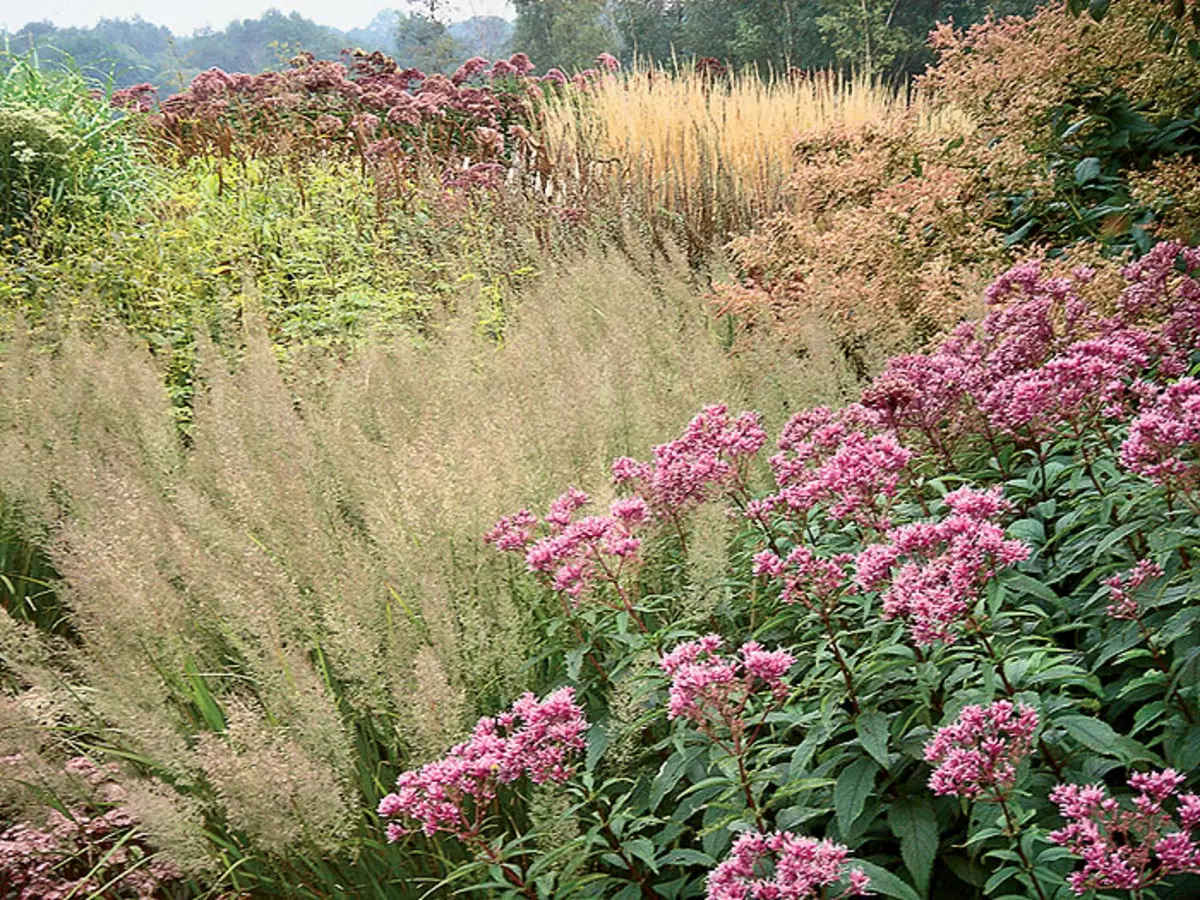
[462,243,1200,899]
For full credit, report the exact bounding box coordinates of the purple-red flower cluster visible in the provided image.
[485,489,648,602]
[1049,769,1200,895]
[749,404,912,530]
[706,831,871,900]
[923,700,1039,799]
[1105,559,1165,620]
[855,487,1029,646]
[660,635,794,735]
[378,687,587,842]
[612,403,766,517]
[1122,378,1200,502]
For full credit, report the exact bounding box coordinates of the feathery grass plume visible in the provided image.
[407,645,468,763]
[539,64,962,255]
[198,698,353,857]
[0,238,848,879]
[118,777,216,878]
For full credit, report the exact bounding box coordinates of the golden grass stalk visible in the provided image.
[537,65,967,249]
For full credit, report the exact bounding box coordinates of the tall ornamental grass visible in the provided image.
[537,65,965,256]
[0,246,847,896]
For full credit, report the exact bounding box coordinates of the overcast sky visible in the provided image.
[0,0,513,35]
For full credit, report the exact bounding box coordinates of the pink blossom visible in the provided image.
[378,687,587,841]
[1104,559,1165,620]
[612,405,766,517]
[923,701,1038,799]
[762,405,912,529]
[855,489,1029,646]
[755,545,853,610]
[1050,769,1200,895]
[1121,378,1200,500]
[706,831,870,900]
[661,635,794,733]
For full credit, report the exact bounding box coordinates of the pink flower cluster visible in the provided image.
[750,405,912,530]
[1121,378,1200,501]
[485,489,648,601]
[1105,559,1165,620]
[612,404,766,517]
[0,757,183,900]
[753,545,853,610]
[923,700,1039,800]
[378,687,587,842]
[855,487,1030,646]
[706,831,871,900]
[1049,769,1200,895]
[130,48,573,169]
[661,635,794,733]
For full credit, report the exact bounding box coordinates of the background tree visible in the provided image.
[511,0,619,70]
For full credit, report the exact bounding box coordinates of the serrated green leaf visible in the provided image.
[835,757,878,834]
[856,711,891,767]
[887,796,938,896]
[853,860,922,900]
[1059,714,1119,755]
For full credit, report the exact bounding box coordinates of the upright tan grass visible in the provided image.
[0,242,852,874]
[537,66,967,252]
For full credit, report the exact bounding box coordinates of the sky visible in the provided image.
[0,0,513,35]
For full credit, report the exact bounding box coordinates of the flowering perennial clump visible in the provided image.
[378,687,587,842]
[1121,378,1200,503]
[855,487,1030,646]
[1049,769,1200,895]
[485,489,648,603]
[612,403,766,518]
[706,831,871,900]
[923,701,1039,800]
[660,635,794,735]
[0,756,184,900]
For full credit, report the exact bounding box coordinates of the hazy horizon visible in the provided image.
[0,0,514,36]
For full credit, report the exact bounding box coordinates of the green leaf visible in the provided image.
[856,711,891,768]
[888,797,938,896]
[1088,0,1112,20]
[1004,571,1058,604]
[659,848,716,867]
[853,860,922,900]
[835,757,878,834]
[1059,714,1120,756]
[1074,157,1102,185]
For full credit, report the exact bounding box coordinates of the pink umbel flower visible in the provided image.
[661,635,794,737]
[855,487,1030,647]
[378,687,587,842]
[1049,769,1200,895]
[923,701,1038,800]
[756,405,912,531]
[485,490,647,611]
[1105,559,1165,620]
[1121,378,1200,503]
[612,404,766,518]
[706,831,871,900]
[754,546,853,610]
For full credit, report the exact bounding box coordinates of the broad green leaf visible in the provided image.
[1074,157,1102,185]
[887,796,938,896]
[853,860,922,900]
[1058,714,1119,755]
[835,757,878,834]
[659,848,716,867]
[856,711,891,767]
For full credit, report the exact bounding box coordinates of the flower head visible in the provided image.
[707,831,870,900]
[923,701,1038,799]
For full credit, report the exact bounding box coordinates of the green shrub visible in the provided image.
[0,105,73,235]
